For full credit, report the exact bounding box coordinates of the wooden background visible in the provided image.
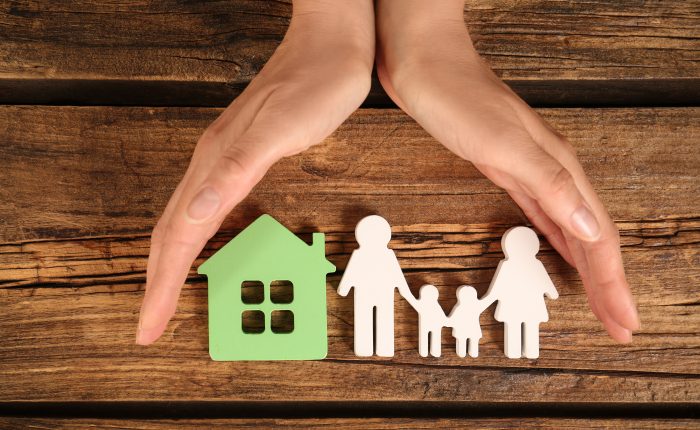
[1,1,698,428]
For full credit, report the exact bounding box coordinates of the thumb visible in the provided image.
[185,143,275,225]
[503,137,601,243]
[136,136,278,345]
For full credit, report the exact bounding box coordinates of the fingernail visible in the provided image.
[571,205,600,240]
[136,320,167,346]
[618,328,633,344]
[136,327,154,346]
[620,303,641,332]
[135,316,148,345]
[187,187,220,222]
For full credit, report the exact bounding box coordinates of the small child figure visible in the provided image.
[447,285,489,358]
[398,284,447,357]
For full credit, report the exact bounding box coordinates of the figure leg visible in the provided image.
[504,322,522,359]
[455,337,466,358]
[468,337,480,358]
[524,322,540,359]
[418,325,429,357]
[375,304,395,357]
[354,304,374,357]
[430,328,442,357]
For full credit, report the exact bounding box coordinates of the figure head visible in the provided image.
[419,284,439,301]
[456,285,478,302]
[355,215,392,248]
[502,226,539,259]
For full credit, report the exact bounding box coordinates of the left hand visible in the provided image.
[136,1,375,345]
[376,0,639,343]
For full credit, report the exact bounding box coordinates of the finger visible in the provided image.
[136,135,277,346]
[146,176,191,288]
[563,228,638,343]
[506,188,575,267]
[581,230,640,332]
[561,229,602,322]
[532,124,640,333]
[518,107,641,333]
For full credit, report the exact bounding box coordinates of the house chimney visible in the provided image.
[311,232,325,255]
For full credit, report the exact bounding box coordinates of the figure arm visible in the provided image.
[397,283,420,310]
[477,296,496,313]
[478,261,505,312]
[387,252,418,309]
[337,252,358,297]
[539,261,559,300]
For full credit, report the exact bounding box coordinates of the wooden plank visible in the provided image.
[0,1,697,106]
[0,245,697,401]
[0,106,698,403]
[0,418,698,429]
[0,106,698,243]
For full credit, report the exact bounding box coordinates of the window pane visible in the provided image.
[270,280,293,304]
[241,280,264,304]
[271,310,294,334]
[241,310,265,334]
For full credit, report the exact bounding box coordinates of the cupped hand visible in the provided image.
[376,0,640,343]
[136,2,375,345]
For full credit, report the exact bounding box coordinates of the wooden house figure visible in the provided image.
[198,214,335,361]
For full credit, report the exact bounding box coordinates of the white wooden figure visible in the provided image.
[447,285,489,358]
[338,215,408,357]
[481,226,559,359]
[398,284,448,357]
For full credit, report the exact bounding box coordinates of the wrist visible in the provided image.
[288,0,375,66]
[376,0,480,84]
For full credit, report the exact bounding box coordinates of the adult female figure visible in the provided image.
[482,227,559,359]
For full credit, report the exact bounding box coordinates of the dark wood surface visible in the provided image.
[1,418,698,429]
[1,1,697,106]
[1,0,698,427]
[0,106,698,404]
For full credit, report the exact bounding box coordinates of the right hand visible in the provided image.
[136,1,375,345]
[375,0,639,343]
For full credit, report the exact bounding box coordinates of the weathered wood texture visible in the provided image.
[1,1,697,106]
[0,106,698,403]
[1,418,698,429]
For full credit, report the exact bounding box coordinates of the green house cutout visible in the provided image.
[198,214,335,361]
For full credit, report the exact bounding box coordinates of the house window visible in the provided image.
[270,280,293,304]
[241,310,265,334]
[241,280,295,334]
[241,280,264,304]
[271,310,294,333]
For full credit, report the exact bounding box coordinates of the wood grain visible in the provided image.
[0,106,698,243]
[1,418,698,429]
[0,106,698,403]
[1,1,697,106]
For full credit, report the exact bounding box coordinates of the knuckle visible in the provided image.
[219,147,256,186]
[547,166,576,197]
[198,127,221,147]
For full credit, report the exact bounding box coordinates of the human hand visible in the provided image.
[376,0,640,343]
[136,0,375,345]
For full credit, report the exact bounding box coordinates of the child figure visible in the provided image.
[447,285,488,358]
[398,284,447,357]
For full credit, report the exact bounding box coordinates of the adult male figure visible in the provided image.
[338,215,408,357]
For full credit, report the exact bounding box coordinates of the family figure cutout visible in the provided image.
[338,215,559,359]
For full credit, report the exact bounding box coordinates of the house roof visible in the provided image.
[198,214,335,275]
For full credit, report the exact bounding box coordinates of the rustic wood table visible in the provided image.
[1,1,698,428]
